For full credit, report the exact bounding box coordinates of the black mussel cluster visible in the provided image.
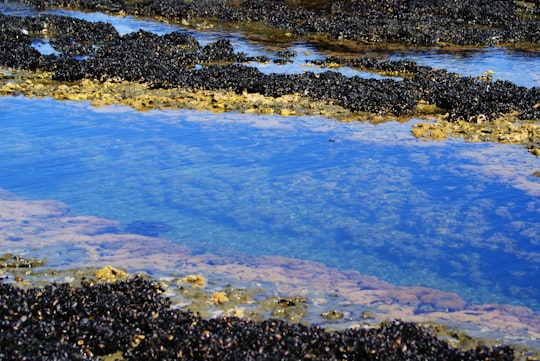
[0,277,515,361]
[1,10,539,121]
[0,12,118,70]
[0,13,40,70]
[311,56,540,121]
[310,56,430,77]
[412,71,540,121]
[14,0,540,46]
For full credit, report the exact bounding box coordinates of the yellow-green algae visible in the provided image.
[412,113,540,156]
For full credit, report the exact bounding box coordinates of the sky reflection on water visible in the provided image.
[390,48,540,88]
[1,96,539,312]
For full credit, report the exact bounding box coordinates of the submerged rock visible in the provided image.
[124,220,173,237]
[0,253,46,269]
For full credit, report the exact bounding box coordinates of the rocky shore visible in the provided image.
[0,275,516,361]
[1,1,540,359]
[1,0,539,154]
[13,0,540,47]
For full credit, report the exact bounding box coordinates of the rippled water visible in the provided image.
[1,95,539,311]
[391,48,540,88]
[2,1,540,346]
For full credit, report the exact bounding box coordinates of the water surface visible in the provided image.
[391,48,540,88]
[1,96,539,312]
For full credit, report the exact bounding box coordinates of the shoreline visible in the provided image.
[1,187,540,358]
[1,1,540,156]
[1,260,538,360]
[0,274,521,360]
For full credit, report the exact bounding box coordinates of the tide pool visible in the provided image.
[2,0,540,350]
[1,95,539,314]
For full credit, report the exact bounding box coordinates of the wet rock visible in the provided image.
[412,117,540,155]
[211,291,229,305]
[361,309,376,319]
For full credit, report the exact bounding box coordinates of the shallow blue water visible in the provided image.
[1,96,539,311]
[390,48,540,88]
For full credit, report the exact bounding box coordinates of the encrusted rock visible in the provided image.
[95,265,129,282]
[211,291,229,305]
[179,274,207,287]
